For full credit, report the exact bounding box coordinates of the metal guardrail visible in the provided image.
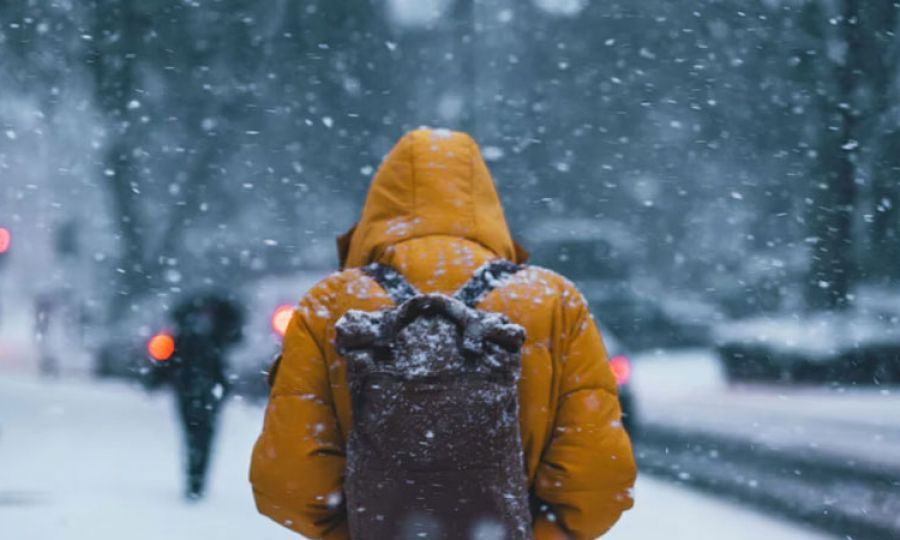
[633,424,900,540]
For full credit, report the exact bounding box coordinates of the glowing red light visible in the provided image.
[272,304,294,337]
[148,333,175,362]
[0,228,10,254]
[609,355,631,386]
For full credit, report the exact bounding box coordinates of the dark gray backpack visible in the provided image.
[335,260,532,540]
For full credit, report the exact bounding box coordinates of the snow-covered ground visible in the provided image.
[608,477,826,540]
[0,371,827,540]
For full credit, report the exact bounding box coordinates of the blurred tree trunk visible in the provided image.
[451,0,477,135]
[88,1,151,315]
[871,132,900,281]
[282,0,393,198]
[866,2,900,282]
[805,0,862,310]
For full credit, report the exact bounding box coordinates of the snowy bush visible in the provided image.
[714,307,900,384]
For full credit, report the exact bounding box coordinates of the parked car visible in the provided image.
[92,272,324,395]
[92,293,174,380]
[226,272,323,400]
[523,217,713,350]
[524,217,640,282]
[581,280,714,350]
[595,323,638,434]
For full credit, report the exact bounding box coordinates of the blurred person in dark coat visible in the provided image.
[151,292,244,500]
[33,292,60,377]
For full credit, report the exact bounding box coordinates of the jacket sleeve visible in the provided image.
[533,288,637,539]
[249,293,349,540]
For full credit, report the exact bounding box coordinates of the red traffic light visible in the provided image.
[272,304,294,337]
[0,227,10,254]
[148,333,175,362]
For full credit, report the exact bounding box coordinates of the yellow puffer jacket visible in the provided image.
[250,129,636,539]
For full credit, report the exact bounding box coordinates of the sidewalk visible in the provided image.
[0,374,297,540]
[1,371,828,540]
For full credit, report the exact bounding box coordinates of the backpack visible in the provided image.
[334,260,533,540]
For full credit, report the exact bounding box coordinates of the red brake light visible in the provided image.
[609,355,631,386]
[148,333,175,362]
[0,227,10,254]
[272,304,294,337]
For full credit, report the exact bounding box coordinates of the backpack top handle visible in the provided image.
[336,293,525,358]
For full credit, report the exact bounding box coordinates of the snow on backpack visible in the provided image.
[335,260,533,540]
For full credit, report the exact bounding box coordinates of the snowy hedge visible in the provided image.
[714,309,900,384]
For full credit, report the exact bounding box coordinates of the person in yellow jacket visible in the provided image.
[250,128,637,539]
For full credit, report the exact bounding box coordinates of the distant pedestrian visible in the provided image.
[33,292,60,377]
[152,292,243,500]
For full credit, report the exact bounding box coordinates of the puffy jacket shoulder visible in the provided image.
[491,266,600,353]
[295,268,393,331]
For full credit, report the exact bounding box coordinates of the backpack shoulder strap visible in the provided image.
[454,259,523,308]
[362,262,420,305]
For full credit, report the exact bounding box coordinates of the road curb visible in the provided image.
[633,424,900,540]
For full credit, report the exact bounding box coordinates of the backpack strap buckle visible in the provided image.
[453,259,522,307]
[361,262,420,305]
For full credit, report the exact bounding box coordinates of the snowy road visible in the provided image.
[0,374,827,540]
[630,349,900,538]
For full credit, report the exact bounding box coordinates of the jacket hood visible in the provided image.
[338,128,525,269]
